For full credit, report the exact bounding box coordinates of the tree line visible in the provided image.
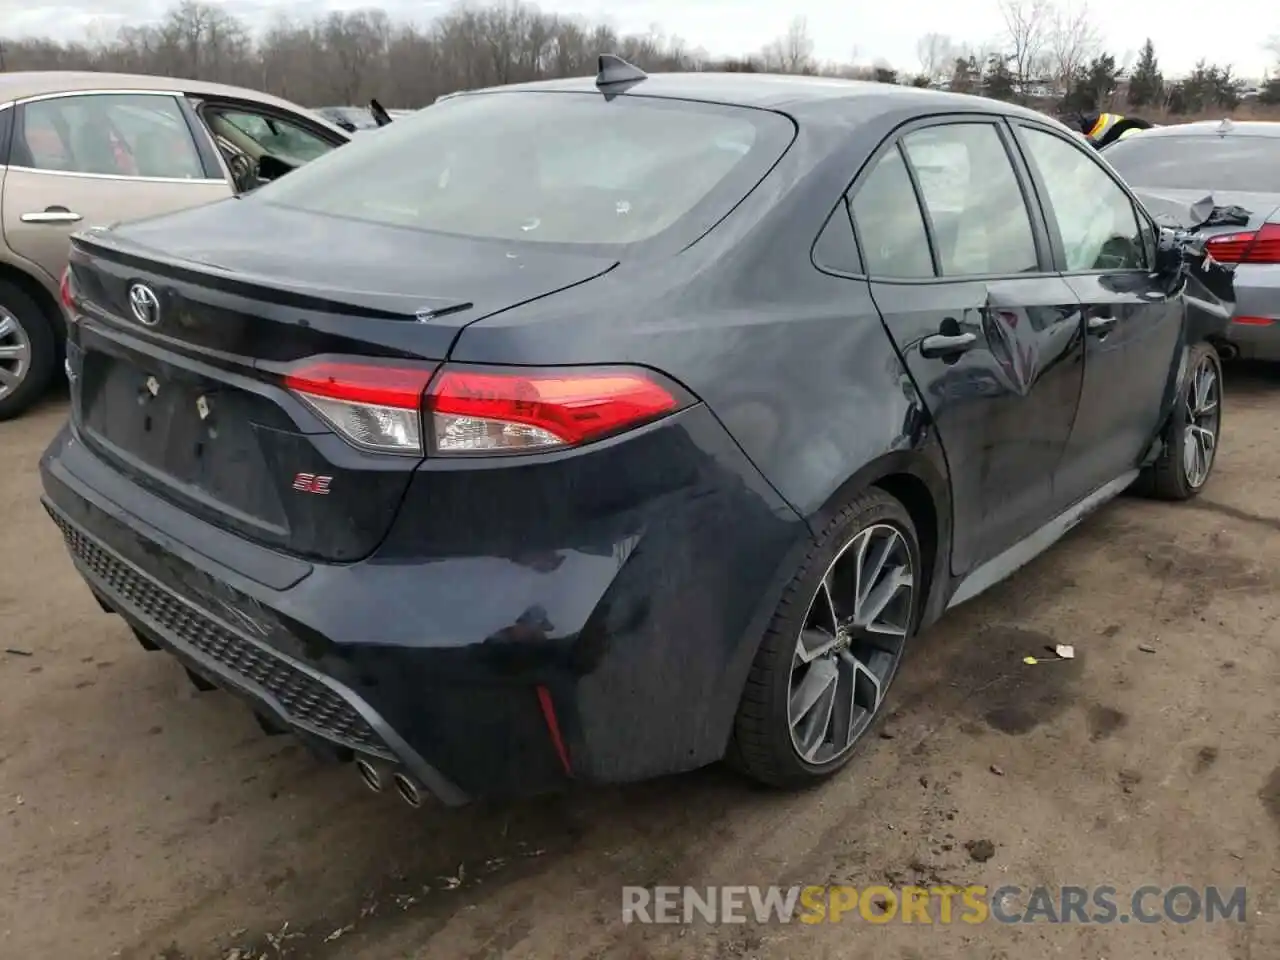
[0,0,1277,116]
[909,1,1280,115]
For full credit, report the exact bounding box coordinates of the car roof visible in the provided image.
[1128,120,1280,139]
[0,71,336,122]
[454,72,1055,125]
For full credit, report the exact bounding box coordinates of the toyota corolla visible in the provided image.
[41,58,1228,807]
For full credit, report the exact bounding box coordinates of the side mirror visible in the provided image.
[226,152,254,189]
[369,99,393,127]
[1153,228,1183,279]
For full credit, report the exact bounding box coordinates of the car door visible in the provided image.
[1011,122,1184,504]
[1,91,231,284]
[850,118,1085,577]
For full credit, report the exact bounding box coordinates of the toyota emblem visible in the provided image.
[128,283,161,327]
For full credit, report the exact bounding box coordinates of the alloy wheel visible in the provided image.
[788,523,914,765]
[0,307,31,402]
[1183,356,1219,489]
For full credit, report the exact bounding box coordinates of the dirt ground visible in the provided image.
[3,367,1280,960]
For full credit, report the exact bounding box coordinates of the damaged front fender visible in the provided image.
[1152,215,1237,344]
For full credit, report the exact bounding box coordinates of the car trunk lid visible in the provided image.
[65,200,618,562]
[1133,187,1280,237]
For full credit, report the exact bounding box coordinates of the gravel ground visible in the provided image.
[2,366,1279,960]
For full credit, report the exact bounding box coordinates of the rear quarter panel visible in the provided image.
[449,114,951,522]
[450,113,956,614]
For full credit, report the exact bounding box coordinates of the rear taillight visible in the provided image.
[284,360,435,455]
[283,360,687,457]
[426,366,684,455]
[59,266,78,311]
[1204,223,1280,263]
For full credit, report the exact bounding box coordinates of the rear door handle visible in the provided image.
[21,207,83,224]
[920,331,977,359]
[1087,315,1118,335]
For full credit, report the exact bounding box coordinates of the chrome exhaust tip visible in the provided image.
[1215,340,1239,361]
[392,771,423,808]
[355,758,383,793]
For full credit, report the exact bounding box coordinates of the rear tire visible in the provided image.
[1133,341,1222,501]
[730,488,921,789]
[0,280,58,422]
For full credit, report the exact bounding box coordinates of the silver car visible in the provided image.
[0,72,352,420]
[1102,120,1280,361]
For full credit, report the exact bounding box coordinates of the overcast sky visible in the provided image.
[3,0,1277,79]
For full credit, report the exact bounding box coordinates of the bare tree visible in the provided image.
[999,0,1053,91]
[916,32,954,80]
[1046,2,1098,91]
[762,15,815,74]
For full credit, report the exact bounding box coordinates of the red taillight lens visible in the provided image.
[425,365,684,455]
[1205,223,1280,264]
[1247,223,1280,262]
[283,360,436,455]
[59,266,77,310]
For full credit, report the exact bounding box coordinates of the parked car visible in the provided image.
[1101,120,1280,360]
[0,71,352,420]
[42,58,1229,808]
[314,106,380,132]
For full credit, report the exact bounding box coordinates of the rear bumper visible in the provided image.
[41,497,470,805]
[1224,317,1280,361]
[41,408,806,801]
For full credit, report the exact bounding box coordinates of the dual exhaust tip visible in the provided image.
[355,757,423,808]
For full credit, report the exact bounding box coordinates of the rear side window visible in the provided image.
[254,92,793,248]
[812,201,862,274]
[901,123,1039,277]
[16,94,205,180]
[1103,134,1280,193]
[1019,127,1146,272]
[849,146,934,279]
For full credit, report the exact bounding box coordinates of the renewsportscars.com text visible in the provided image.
[621,884,1247,925]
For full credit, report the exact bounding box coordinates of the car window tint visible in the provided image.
[1103,135,1280,193]
[849,146,934,279]
[902,124,1039,276]
[813,200,862,274]
[255,92,793,248]
[217,110,337,163]
[19,94,204,179]
[1020,127,1146,271]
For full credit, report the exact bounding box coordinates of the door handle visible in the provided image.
[1087,315,1118,335]
[21,208,83,224]
[920,331,978,359]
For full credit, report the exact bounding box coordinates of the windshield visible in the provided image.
[253,91,793,248]
[1104,134,1280,193]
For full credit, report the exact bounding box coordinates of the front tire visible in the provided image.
[730,488,920,788]
[1134,341,1222,501]
[0,281,58,422]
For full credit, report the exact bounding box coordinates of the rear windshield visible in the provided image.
[253,91,793,248]
[1103,135,1280,193]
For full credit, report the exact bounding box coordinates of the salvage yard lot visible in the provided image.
[3,368,1280,960]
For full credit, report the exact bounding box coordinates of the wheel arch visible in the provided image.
[805,443,954,632]
[720,445,955,772]
[0,260,64,349]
